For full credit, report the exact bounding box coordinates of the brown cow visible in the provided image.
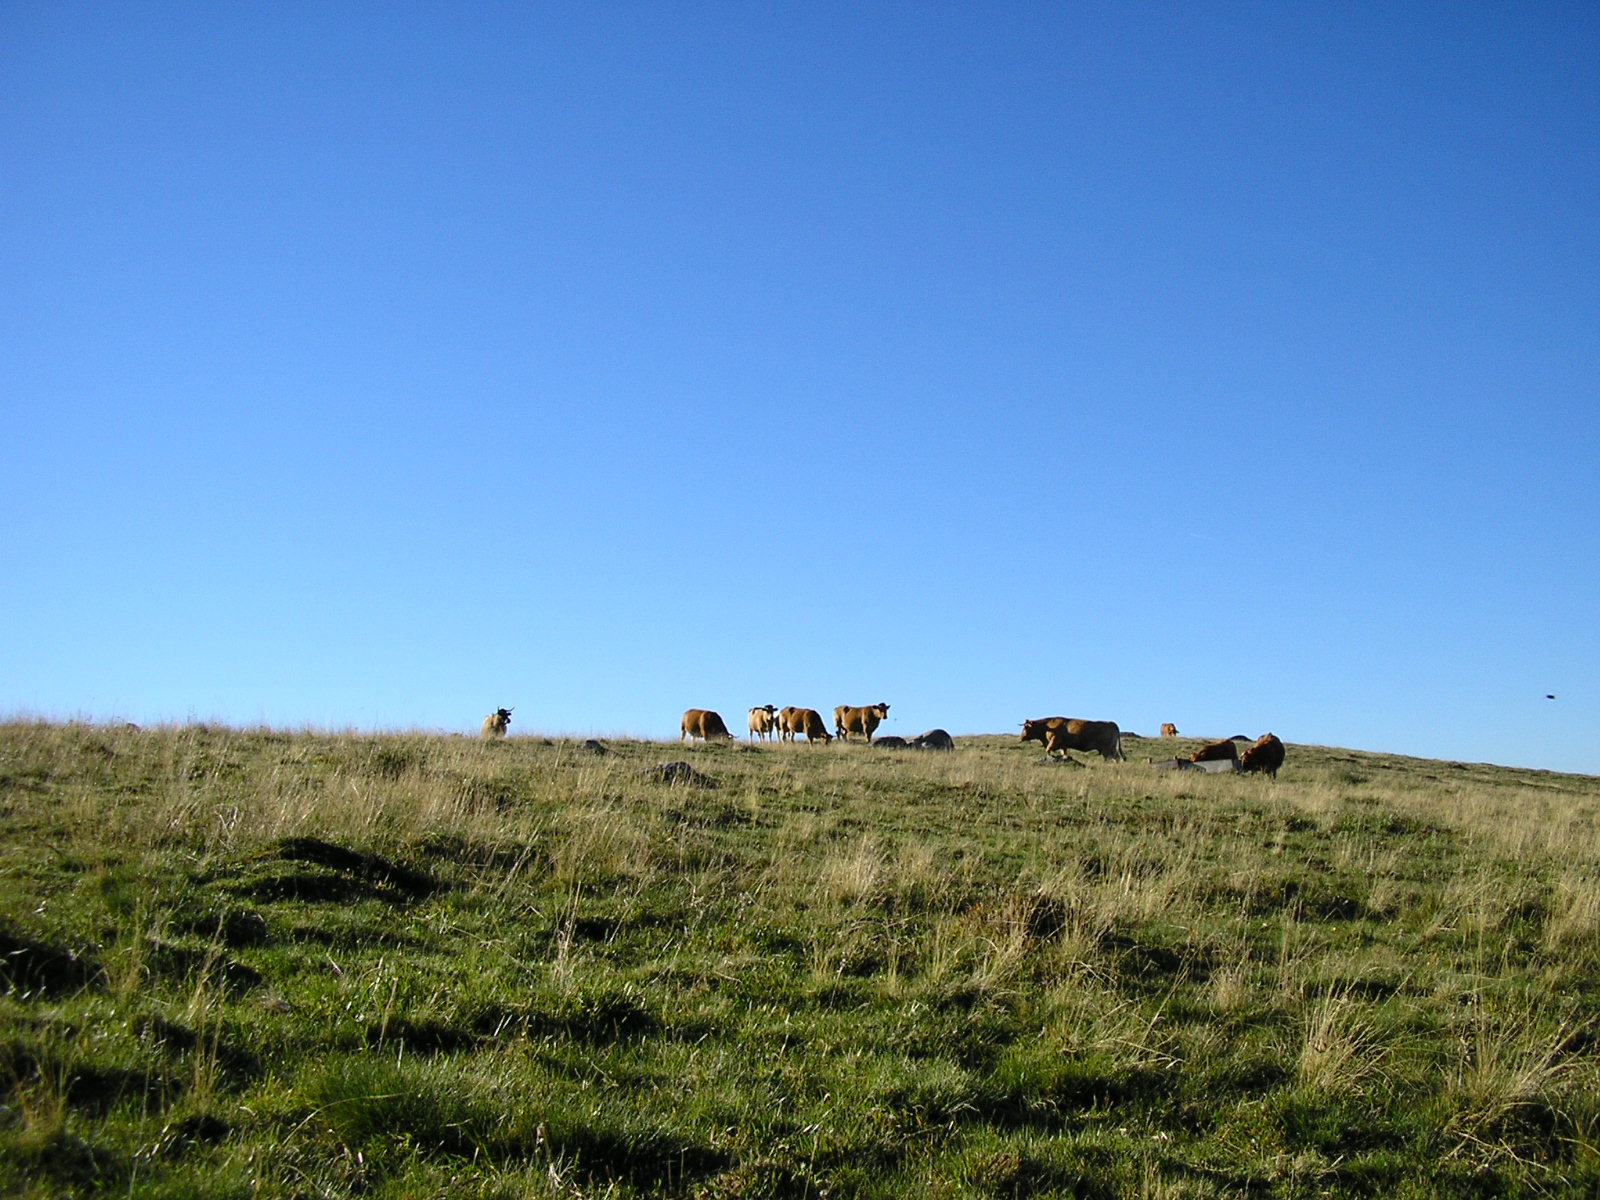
[1019,717,1122,761]
[779,706,833,744]
[481,708,512,739]
[680,709,735,742]
[1191,738,1239,764]
[1160,723,1178,738]
[1240,733,1286,778]
[748,705,779,741]
[834,703,890,742]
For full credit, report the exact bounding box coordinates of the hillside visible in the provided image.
[2,721,1598,1198]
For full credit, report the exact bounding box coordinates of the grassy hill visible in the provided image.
[2,720,1597,1198]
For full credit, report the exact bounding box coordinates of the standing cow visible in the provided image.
[1160,723,1179,738]
[481,708,512,739]
[834,703,890,743]
[680,709,735,742]
[748,705,779,741]
[1240,733,1286,778]
[1019,717,1123,761]
[779,706,833,744]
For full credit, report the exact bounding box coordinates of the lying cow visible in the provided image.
[481,708,512,739]
[872,736,910,749]
[911,729,955,751]
[1191,738,1239,764]
[834,702,890,743]
[1019,717,1123,761]
[779,706,833,744]
[748,705,779,741]
[1240,733,1286,778]
[680,709,735,742]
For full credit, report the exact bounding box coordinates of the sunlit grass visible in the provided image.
[2,720,1599,1196]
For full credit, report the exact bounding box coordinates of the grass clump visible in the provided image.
[1,719,1598,1196]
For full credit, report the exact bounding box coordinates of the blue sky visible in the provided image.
[4,2,1597,774]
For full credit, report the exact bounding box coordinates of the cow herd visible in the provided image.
[687,702,955,750]
[480,704,1285,777]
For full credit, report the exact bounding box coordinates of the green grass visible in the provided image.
[2,720,1598,1197]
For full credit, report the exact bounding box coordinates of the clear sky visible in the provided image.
[4,2,1597,774]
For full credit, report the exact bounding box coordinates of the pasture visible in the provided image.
[2,719,1598,1198]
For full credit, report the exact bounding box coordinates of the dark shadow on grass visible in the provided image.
[236,837,442,905]
[0,930,103,996]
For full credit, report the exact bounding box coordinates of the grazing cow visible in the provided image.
[1240,733,1286,778]
[481,708,512,739]
[911,729,955,751]
[748,705,779,742]
[1019,717,1123,761]
[1191,738,1239,764]
[834,703,890,743]
[680,709,735,742]
[1160,723,1179,738]
[872,736,911,749]
[779,706,833,744]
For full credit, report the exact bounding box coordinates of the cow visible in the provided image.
[911,729,955,751]
[779,706,833,744]
[1019,717,1123,761]
[1240,733,1286,778]
[834,703,890,743]
[1160,723,1179,738]
[481,708,512,739]
[748,705,779,742]
[1191,738,1239,764]
[680,709,735,742]
[872,736,911,749]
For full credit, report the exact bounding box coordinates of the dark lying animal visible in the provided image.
[911,729,954,751]
[871,736,910,749]
[642,761,715,787]
[1240,733,1286,777]
[1019,717,1122,761]
[1191,738,1239,764]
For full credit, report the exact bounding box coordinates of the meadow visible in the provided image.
[2,719,1598,1198]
